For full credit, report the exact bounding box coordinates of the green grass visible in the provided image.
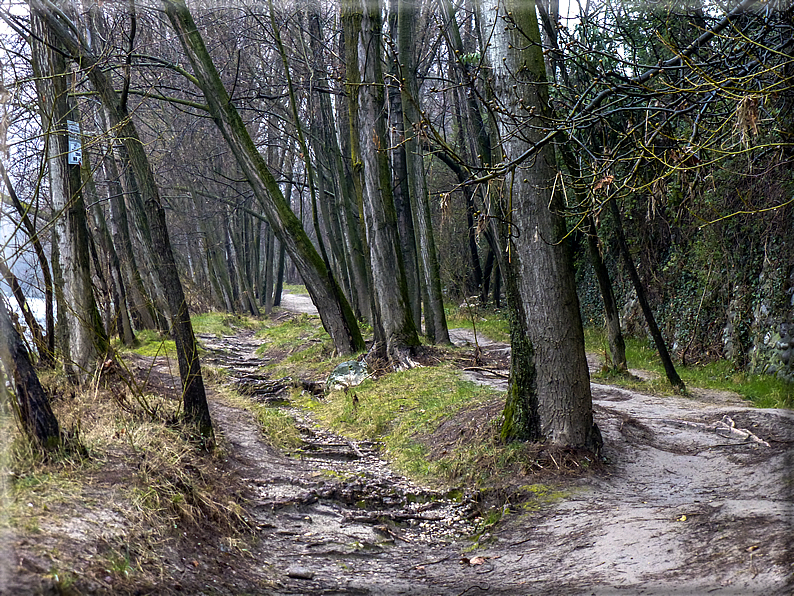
[254,314,355,378]
[220,389,303,452]
[191,313,264,336]
[281,283,308,295]
[294,365,503,486]
[117,329,178,359]
[584,327,794,408]
[445,302,510,343]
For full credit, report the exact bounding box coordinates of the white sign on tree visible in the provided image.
[67,120,81,165]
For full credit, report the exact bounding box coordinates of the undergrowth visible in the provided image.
[584,327,794,408]
[445,302,510,343]
[291,364,584,490]
[3,367,253,594]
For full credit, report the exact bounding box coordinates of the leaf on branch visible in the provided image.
[736,96,760,148]
[592,175,614,192]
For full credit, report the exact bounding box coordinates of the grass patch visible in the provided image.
[584,326,794,408]
[281,283,308,295]
[255,313,352,379]
[255,313,327,351]
[219,389,303,452]
[445,302,510,343]
[295,365,503,486]
[192,312,264,337]
[119,329,178,359]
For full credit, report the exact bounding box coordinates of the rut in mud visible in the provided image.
[194,301,793,595]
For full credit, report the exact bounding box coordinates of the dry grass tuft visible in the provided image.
[3,363,255,594]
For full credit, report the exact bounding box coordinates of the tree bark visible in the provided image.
[355,0,421,362]
[31,9,108,383]
[480,0,597,448]
[0,298,60,450]
[397,0,450,344]
[386,1,422,329]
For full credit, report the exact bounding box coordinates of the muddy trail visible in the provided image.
[199,330,482,595]
[190,298,794,595]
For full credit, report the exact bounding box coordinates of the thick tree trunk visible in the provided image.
[31,10,108,383]
[0,298,60,450]
[355,0,421,362]
[163,0,364,356]
[338,8,373,324]
[386,4,422,329]
[608,197,685,392]
[480,0,597,448]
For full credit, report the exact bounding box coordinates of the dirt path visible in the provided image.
[199,297,792,594]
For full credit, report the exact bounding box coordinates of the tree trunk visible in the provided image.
[37,3,214,439]
[82,150,136,346]
[386,2,422,329]
[338,7,373,323]
[0,256,48,359]
[31,9,108,383]
[0,297,60,450]
[0,161,55,365]
[480,0,597,448]
[264,224,276,314]
[585,215,627,372]
[608,197,685,392]
[397,0,450,345]
[163,0,365,356]
[99,137,159,330]
[355,0,421,362]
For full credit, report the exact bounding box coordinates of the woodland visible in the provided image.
[0,0,792,594]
